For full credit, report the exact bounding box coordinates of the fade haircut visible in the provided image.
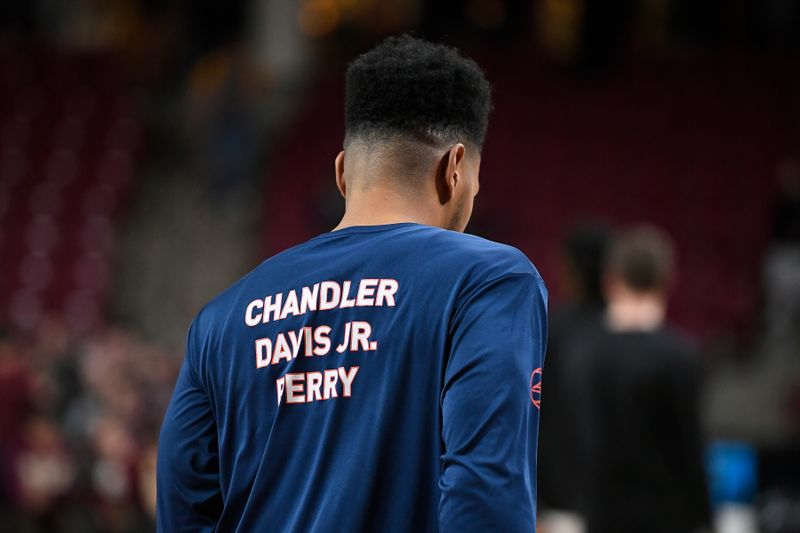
[606,226,675,292]
[345,35,492,149]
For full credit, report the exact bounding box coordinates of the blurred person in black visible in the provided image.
[765,157,800,343]
[584,226,710,533]
[538,224,610,533]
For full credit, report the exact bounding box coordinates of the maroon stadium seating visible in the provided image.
[0,43,141,333]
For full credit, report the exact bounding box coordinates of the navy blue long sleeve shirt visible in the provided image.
[157,222,548,532]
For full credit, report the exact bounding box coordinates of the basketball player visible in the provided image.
[157,35,548,532]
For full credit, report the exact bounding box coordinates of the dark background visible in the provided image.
[0,0,799,531]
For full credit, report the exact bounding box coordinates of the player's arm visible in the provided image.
[156,320,222,533]
[439,271,548,533]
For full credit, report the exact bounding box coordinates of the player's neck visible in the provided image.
[333,188,444,231]
[606,293,666,332]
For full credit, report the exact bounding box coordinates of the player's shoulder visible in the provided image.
[189,276,249,339]
[193,234,320,317]
[655,326,698,360]
[192,225,544,330]
[188,231,340,331]
[424,227,543,282]
[606,325,697,369]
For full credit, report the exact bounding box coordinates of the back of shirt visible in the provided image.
[156,223,548,533]
[583,328,710,533]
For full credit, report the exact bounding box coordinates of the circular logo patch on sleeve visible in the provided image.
[529,368,542,409]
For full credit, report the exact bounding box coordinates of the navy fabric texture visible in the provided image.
[157,223,548,532]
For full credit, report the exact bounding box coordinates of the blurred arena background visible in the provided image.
[0,0,799,532]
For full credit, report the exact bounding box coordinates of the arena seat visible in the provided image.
[0,43,142,333]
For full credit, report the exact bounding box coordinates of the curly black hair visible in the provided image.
[345,35,492,148]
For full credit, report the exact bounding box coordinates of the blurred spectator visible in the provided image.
[0,328,32,519]
[582,226,711,533]
[186,45,262,200]
[0,321,175,532]
[8,415,75,532]
[764,157,800,344]
[538,223,610,533]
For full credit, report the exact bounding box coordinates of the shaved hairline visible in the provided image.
[343,132,479,191]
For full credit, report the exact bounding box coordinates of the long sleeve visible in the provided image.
[439,272,548,533]
[156,321,222,532]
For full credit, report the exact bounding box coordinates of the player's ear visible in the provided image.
[335,150,346,199]
[436,143,466,205]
